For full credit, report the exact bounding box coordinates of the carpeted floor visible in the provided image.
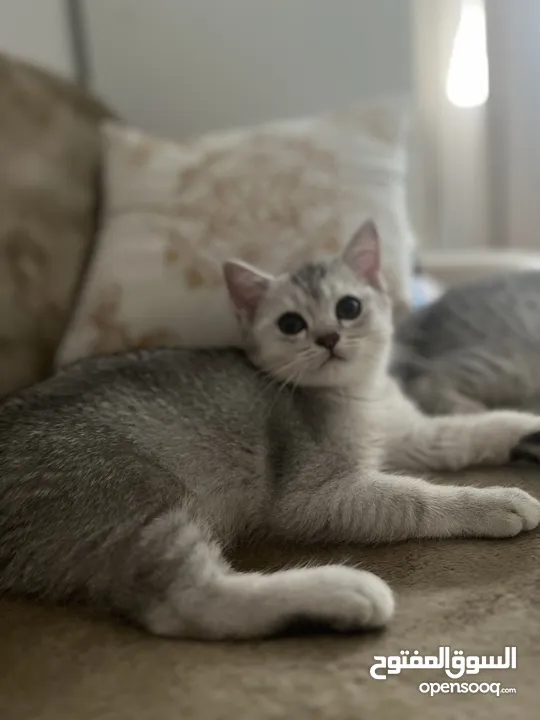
[1,467,538,720]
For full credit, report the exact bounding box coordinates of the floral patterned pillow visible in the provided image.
[56,101,416,366]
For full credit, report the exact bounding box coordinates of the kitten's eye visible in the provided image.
[336,296,362,321]
[277,312,307,335]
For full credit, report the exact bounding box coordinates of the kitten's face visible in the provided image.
[223,221,393,388]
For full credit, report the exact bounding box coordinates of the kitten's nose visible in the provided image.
[315,332,340,351]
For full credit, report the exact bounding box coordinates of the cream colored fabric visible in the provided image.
[421,250,540,287]
[1,466,538,720]
[57,103,416,366]
[0,53,111,395]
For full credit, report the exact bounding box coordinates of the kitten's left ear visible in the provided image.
[342,220,382,289]
[223,260,273,318]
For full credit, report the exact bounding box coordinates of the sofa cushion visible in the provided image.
[57,101,416,365]
[0,53,112,394]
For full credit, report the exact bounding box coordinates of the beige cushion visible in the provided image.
[421,250,540,287]
[57,102,417,366]
[0,53,112,394]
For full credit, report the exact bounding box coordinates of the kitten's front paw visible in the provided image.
[473,487,540,537]
[510,431,540,466]
[461,410,540,467]
[480,412,540,466]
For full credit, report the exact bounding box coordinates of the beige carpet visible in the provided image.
[1,467,539,720]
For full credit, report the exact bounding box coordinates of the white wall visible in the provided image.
[487,0,540,250]
[0,0,74,78]
[82,0,413,139]
[412,0,488,249]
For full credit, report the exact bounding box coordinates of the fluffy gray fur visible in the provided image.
[393,271,540,414]
[1,224,540,640]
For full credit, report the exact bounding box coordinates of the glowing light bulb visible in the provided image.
[446,0,489,108]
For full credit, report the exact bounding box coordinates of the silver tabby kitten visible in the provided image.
[1,222,540,640]
[393,271,540,416]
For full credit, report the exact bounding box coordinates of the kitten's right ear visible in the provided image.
[223,260,273,318]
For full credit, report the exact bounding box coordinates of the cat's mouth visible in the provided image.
[321,351,346,366]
